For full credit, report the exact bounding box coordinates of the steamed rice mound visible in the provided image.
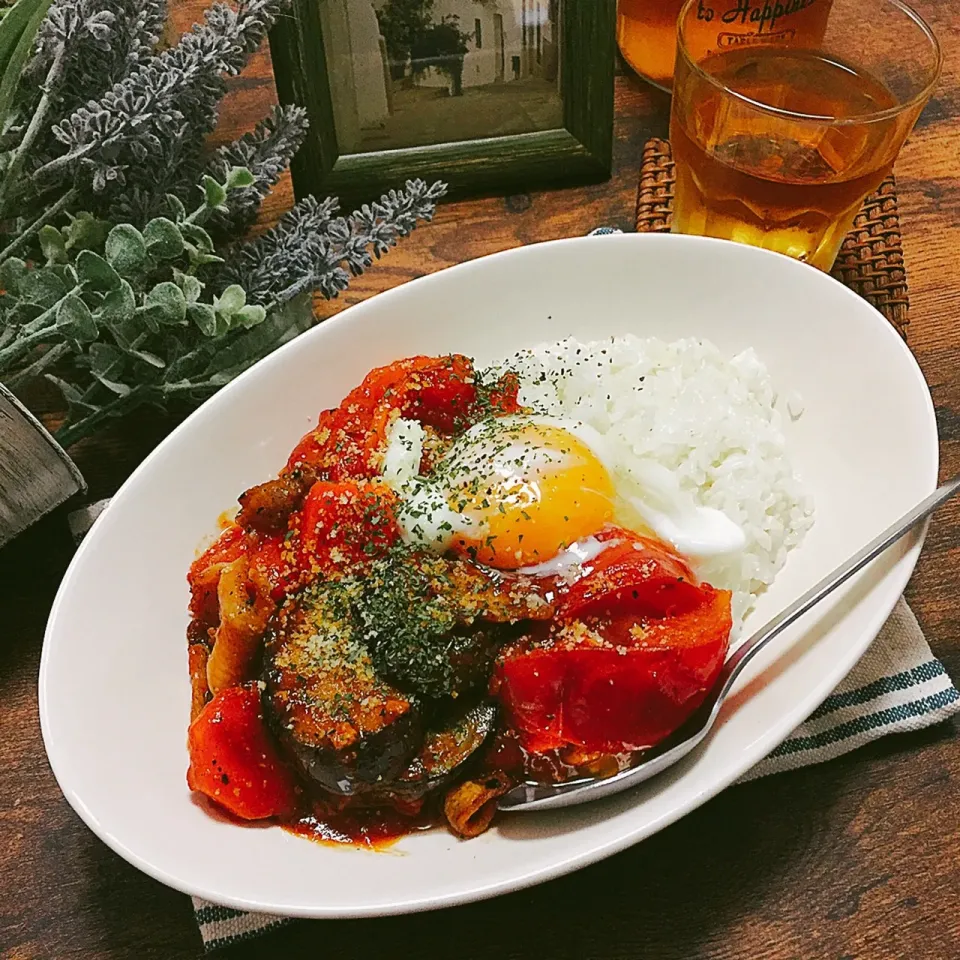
[486,335,815,627]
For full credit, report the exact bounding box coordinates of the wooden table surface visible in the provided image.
[4,3,960,958]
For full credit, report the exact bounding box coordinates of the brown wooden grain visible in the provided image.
[2,2,960,958]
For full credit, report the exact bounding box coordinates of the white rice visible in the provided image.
[485,335,815,626]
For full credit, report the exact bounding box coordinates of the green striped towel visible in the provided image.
[66,225,960,949]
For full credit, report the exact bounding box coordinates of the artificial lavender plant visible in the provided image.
[0,0,446,447]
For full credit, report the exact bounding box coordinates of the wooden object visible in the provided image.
[635,137,911,337]
[269,0,616,207]
[4,1,960,958]
[0,384,84,548]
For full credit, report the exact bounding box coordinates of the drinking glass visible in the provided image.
[669,0,941,270]
[617,0,833,90]
[617,0,687,90]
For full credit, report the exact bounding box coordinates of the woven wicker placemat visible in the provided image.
[635,138,910,338]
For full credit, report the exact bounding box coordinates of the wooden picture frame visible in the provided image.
[269,0,615,206]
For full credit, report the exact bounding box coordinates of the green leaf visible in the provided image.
[126,348,165,369]
[105,224,147,276]
[201,175,228,210]
[187,301,217,337]
[19,266,68,306]
[0,0,50,69]
[87,341,125,377]
[225,166,256,190]
[95,374,132,397]
[174,270,203,303]
[179,222,214,254]
[138,306,160,334]
[46,373,97,414]
[97,279,136,323]
[106,320,131,350]
[143,217,185,260]
[76,250,121,292]
[63,212,111,252]
[48,263,77,287]
[57,293,97,342]
[144,281,186,325]
[235,304,266,329]
[38,225,67,265]
[165,193,187,221]
[0,0,53,128]
[213,284,246,317]
[0,256,27,294]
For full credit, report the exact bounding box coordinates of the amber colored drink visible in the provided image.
[617,0,685,89]
[618,0,833,89]
[671,47,900,270]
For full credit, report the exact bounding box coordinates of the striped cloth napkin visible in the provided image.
[66,226,960,950]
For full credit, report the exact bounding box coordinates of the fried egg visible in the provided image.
[384,416,616,569]
[381,413,745,570]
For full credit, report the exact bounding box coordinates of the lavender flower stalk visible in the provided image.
[35,0,285,194]
[223,179,449,308]
[206,104,310,233]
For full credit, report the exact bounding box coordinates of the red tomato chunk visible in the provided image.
[285,355,479,483]
[294,479,399,580]
[186,685,299,820]
[497,531,733,755]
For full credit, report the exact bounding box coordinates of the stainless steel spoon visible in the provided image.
[499,475,960,813]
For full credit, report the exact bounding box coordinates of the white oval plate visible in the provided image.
[40,235,937,917]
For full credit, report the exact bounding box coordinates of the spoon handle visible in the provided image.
[714,475,960,705]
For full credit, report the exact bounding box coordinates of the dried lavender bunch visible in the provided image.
[30,0,166,114]
[37,0,285,194]
[0,0,447,449]
[223,179,449,308]
[5,1,168,218]
[2,0,289,233]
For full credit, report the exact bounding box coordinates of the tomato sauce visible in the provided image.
[284,807,438,850]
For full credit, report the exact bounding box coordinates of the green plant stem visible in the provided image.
[0,321,65,374]
[185,202,211,226]
[30,139,91,185]
[20,286,80,336]
[4,340,69,390]
[0,49,66,214]
[54,378,212,449]
[17,278,84,339]
[0,187,78,261]
[54,386,144,448]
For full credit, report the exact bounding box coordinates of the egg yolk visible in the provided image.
[448,423,615,570]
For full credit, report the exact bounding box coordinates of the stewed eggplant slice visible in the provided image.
[394,701,498,798]
[262,581,421,795]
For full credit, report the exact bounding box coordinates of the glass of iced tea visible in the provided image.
[670,0,941,270]
[618,0,687,89]
[617,0,832,90]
